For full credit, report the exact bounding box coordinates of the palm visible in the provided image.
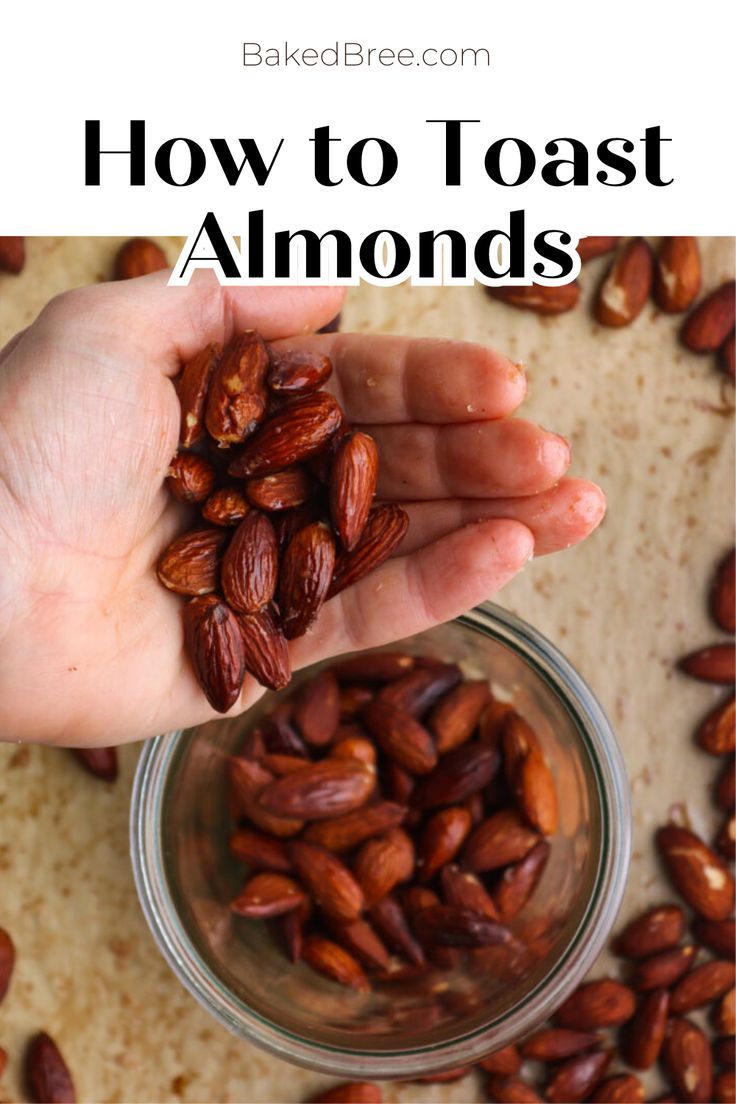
[0,278,604,745]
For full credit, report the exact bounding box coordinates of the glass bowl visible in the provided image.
[130,604,631,1079]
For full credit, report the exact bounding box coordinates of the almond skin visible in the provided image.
[670,959,736,1014]
[630,943,696,991]
[228,827,292,873]
[227,757,303,837]
[328,503,409,597]
[293,668,341,746]
[654,237,702,313]
[589,1075,644,1103]
[487,282,580,315]
[494,839,550,921]
[681,280,736,353]
[656,824,735,919]
[279,521,336,640]
[329,735,377,768]
[545,1048,613,1104]
[325,917,391,973]
[0,236,26,274]
[177,342,220,448]
[440,863,500,921]
[369,894,426,967]
[621,987,670,1069]
[614,904,686,958]
[412,741,500,808]
[258,760,374,821]
[595,238,654,327]
[303,801,407,853]
[553,978,636,1029]
[288,841,365,921]
[412,904,512,949]
[417,806,473,882]
[0,927,15,1004]
[462,809,540,872]
[205,329,270,445]
[379,663,462,716]
[711,548,736,633]
[329,431,379,551]
[713,987,735,1036]
[201,486,250,527]
[114,237,167,279]
[521,1028,602,1062]
[221,511,278,615]
[664,1017,713,1104]
[353,828,415,907]
[679,644,735,684]
[24,1032,76,1104]
[360,699,438,775]
[429,680,491,754]
[514,747,558,836]
[183,595,246,713]
[301,935,369,991]
[236,605,291,691]
[696,696,735,755]
[485,1074,542,1103]
[333,652,416,683]
[577,236,620,263]
[228,392,343,476]
[267,347,333,394]
[230,872,306,919]
[165,451,216,504]
[692,916,735,957]
[245,467,315,512]
[502,712,539,787]
[70,747,119,783]
[157,526,228,596]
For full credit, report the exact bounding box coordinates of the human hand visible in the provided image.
[0,276,605,745]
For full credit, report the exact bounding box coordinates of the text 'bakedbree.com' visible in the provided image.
[242,42,491,68]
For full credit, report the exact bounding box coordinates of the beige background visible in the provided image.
[0,238,733,1102]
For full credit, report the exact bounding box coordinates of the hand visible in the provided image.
[0,275,605,745]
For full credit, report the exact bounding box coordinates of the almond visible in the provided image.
[654,237,702,313]
[514,747,558,835]
[205,329,270,445]
[328,503,409,597]
[301,935,369,991]
[245,467,315,511]
[230,872,306,919]
[70,747,119,783]
[494,839,550,921]
[338,685,374,719]
[656,824,735,919]
[714,1036,735,1068]
[692,917,735,957]
[278,521,336,639]
[479,699,515,743]
[714,1069,736,1104]
[630,943,696,991]
[412,741,501,808]
[369,895,426,967]
[309,1084,381,1104]
[440,863,500,921]
[429,680,491,754]
[487,282,580,315]
[485,1074,542,1103]
[228,392,343,476]
[462,809,540,872]
[325,917,391,973]
[157,527,228,596]
[383,761,415,805]
[589,1075,644,1103]
[333,652,416,683]
[288,841,365,921]
[679,644,735,684]
[614,904,686,958]
[329,735,377,768]
[227,757,303,838]
[183,595,245,713]
[0,235,26,274]
[521,1028,602,1062]
[681,281,736,353]
[720,332,735,379]
[258,760,374,820]
[24,1032,76,1104]
[272,500,323,550]
[595,238,654,327]
[545,1049,613,1103]
[221,511,278,614]
[261,705,308,758]
[417,806,472,882]
[165,450,216,503]
[303,801,407,853]
[696,696,735,756]
[670,959,735,1014]
[329,432,379,551]
[621,987,670,1070]
[114,237,167,279]
[236,605,291,691]
[715,758,736,811]
[412,904,512,949]
[477,1045,522,1075]
[353,828,415,907]
[716,811,736,861]
[177,342,220,448]
[577,236,620,264]
[0,927,15,1003]
[271,908,306,963]
[201,485,250,527]
[502,712,539,787]
[711,548,736,633]
[261,753,310,776]
[664,1017,713,1103]
[267,347,333,394]
[378,663,462,716]
[228,827,292,873]
[360,699,437,775]
[713,987,735,1036]
[553,978,636,1029]
[293,668,341,745]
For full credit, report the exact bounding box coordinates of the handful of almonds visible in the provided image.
[156,330,408,712]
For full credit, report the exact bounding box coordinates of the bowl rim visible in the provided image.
[130,602,631,1077]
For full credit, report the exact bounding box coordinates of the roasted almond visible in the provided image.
[502,712,539,787]
[412,741,500,808]
[228,827,292,873]
[379,663,462,716]
[692,916,735,957]
[114,236,167,279]
[711,548,736,633]
[328,503,409,597]
[230,872,306,919]
[369,894,426,967]
[716,811,736,861]
[0,927,15,1003]
[664,1017,713,1104]
[462,809,540,873]
[245,467,315,512]
[681,280,736,353]
[70,747,119,783]
[183,595,246,713]
[329,431,379,551]
[309,1083,381,1104]
[656,824,735,919]
[236,605,291,691]
[303,801,406,853]
[228,392,343,476]
[227,757,303,838]
[271,907,306,964]
[514,747,558,836]
[278,521,336,639]
[329,734,377,768]
[412,904,512,949]
[589,1074,644,1103]
[0,235,26,274]
[157,526,228,596]
[553,978,636,1029]
[713,987,735,1036]
[165,451,216,503]
[594,238,654,327]
[429,680,491,754]
[261,705,308,758]
[477,1044,522,1075]
[201,485,250,527]
[221,511,278,615]
[258,760,374,820]
[521,1027,601,1062]
[621,987,670,1070]
[288,840,365,921]
[360,699,437,775]
[338,685,374,719]
[440,863,500,921]
[670,959,735,1014]
[485,1074,542,1103]
[205,329,270,445]
[261,753,311,776]
[494,839,550,921]
[715,757,736,811]
[696,696,735,756]
[292,668,340,746]
[714,1069,736,1104]
[353,828,415,907]
[630,943,696,991]
[24,1032,76,1104]
[679,644,735,684]
[325,917,391,973]
[301,935,369,991]
[614,904,686,958]
[333,651,416,683]
[417,806,472,882]
[267,347,333,394]
[487,282,580,315]
[177,342,220,448]
[545,1048,613,1104]
[654,237,701,313]
[577,236,620,263]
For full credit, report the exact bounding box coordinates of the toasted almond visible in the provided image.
[412,904,512,949]
[165,450,216,503]
[293,668,340,745]
[378,663,463,716]
[462,809,540,872]
[485,1074,542,1103]
[24,1033,76,1104]
[227,757,303,838]
[0,236,26,274]
[114,237,167,279]
[681,281,736,353]
[157,527,228,596]
[654,237,701,313]
[514,747,558,836]
[228,827,292,873]
[417,807,472,882]
[279,521,336,640]
[429,680,492,754]
[713,987,735,1036]
[545,1049,613,1104]
[201,485,250,527]
[221,511,278,615]
[301,935,369,991]
[656,824,735,920]
[614,904,686,958]
[714,758,736,811]
[679,644,735,684]
[621,988,670,1069]
[711,548,736,633]
[630,943,697,991]
[487,282,580,315]
[328,735,377,768]
[328,503,409,598]
[696,696,735,756]
[288,841,365,921]
[360,699,437,775]
[230,872,306,919]
[325,917,391,973]
[333,652,416,683]
[70,747,118,782]
[245,467,315,512]
[670,959,735,1014]
[267,347,333,394]
[205,329,270,445]
[664,1017,713,1104]
[177,342,220,448]
[477,1044,522,1075]
[576,237,620,263]
[228,392,343,476]
[412,741,500,808]
[236,605,291,691]
[692,916,735,957]
[258,760,374,821]
[589,1074,644,1104]
[303,801,406,853]
[440,863,499,921]
[353,828,415,907]
[183,595,246,713]
[330,431,379,551]
[0,927,15,1004]
[309,1083,381,1104]
[521,1028,601,1062]
[494,839,550,921]
[553,979,636,1029]
[595,238,653,327]
[369,895,426,967]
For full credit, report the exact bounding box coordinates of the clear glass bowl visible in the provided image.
[130,604,631,1079]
